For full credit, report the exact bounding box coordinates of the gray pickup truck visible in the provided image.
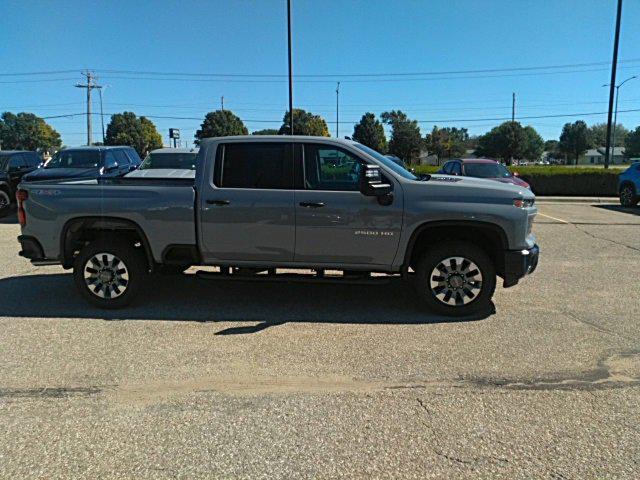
[16,136,538,316]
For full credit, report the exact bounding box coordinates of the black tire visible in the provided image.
[73,238,148,309]
[619,183,639,207]
[0,189,12,218]
[413,241,496,317]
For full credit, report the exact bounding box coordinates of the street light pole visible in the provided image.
[287,0,294,136]
[603,75,637,163]
[335,82,340,138]
[604,0,623,169]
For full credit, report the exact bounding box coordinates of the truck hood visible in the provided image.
[420,174,534,202]
[22,167,100,182]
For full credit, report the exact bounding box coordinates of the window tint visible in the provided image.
[9,155,26,170]
[25,153,41,167]
[303,144,362,191]
[442,162,452,174]
[125,148,141,165]
[114,150,130,166]
[450,162,462,175]
[46,150,100,169]
[218,142,293,189]
[104,151,118,169]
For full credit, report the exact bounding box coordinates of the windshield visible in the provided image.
[0,156,8,171]
[139,152,197,170]
[353,143,418,180]
[464,162,512,178]
[45,150,101,169]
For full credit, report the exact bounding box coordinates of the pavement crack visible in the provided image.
[561,310,635,342]
[572,223,640,253]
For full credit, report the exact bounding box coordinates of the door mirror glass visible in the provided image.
[359,164,392,197]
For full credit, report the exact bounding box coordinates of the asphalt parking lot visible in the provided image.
[0,203,639,479]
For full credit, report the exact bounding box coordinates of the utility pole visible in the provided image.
[335,82,340,138]
[98,86,105,143]
[604,0,623,169]
[75,71,101,146]
[287,0,294,135]
[511,92,515,122]
[221,96,224,111]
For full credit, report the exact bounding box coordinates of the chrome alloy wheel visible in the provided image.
[429,256,483,306]
[83,252,129,299]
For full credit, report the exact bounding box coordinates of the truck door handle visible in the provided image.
[299,202,325,208]
[206,199,230,206]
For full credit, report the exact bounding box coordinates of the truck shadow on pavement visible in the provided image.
[0,273,494,332]
[593,204,640,217]
[0,211,18,224]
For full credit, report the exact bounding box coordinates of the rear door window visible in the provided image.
[215,142,293,189]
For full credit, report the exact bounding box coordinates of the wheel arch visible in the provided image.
[619,180,637,193]
[403,220,509,277]
[60,216,154,271]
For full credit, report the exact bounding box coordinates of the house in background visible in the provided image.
[578,147,628,165]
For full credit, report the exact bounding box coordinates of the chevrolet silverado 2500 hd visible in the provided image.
[16,136,538,316]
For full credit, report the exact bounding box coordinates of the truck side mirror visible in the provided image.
[359,164,393,201]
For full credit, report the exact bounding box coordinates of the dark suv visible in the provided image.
[0,150,42,216]
[23,146,141,183]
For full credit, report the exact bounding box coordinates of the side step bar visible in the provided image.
[195,270,396,286]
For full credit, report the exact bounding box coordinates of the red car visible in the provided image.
[437,158,530,189]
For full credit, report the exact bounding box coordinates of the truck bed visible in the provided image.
[19,177,197,264]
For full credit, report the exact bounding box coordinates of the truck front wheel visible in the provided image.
[73,239,147,309]
[413,241,496,317]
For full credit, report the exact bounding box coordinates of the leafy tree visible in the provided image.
[474,121,527,165]
[105,112,163,156]
[352,113,387,152]
[589,122,628,147]
[543,139,561,158]
[380,110,421,164]
[624,126,640,158]
[522,126,544,160]
[279,109,330,136]
[0,111,61,152]
[195,110,248,144]
[558,121,592,165]
[425,126,468,164]
[251,128,279,135]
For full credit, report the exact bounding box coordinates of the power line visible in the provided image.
[95,58,640,78]
[46,107,640,125]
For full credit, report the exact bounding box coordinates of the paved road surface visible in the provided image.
[0,204,638,478]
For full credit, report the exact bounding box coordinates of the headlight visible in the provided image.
[513,198,535,208]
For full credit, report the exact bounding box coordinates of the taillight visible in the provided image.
[16,189,28,227]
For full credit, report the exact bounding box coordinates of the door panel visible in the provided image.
[294,144,403,266]
[199,142,296,263]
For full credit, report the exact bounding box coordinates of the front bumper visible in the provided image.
[502,244,539,288]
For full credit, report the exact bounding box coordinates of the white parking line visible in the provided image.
[537,212,570,224]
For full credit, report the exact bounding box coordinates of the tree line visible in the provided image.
[2,108,640,163]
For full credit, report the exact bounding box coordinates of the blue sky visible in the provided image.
[2,0,640,147]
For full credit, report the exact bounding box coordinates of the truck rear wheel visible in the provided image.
[413,241,496,317]
[73,239,147,309]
